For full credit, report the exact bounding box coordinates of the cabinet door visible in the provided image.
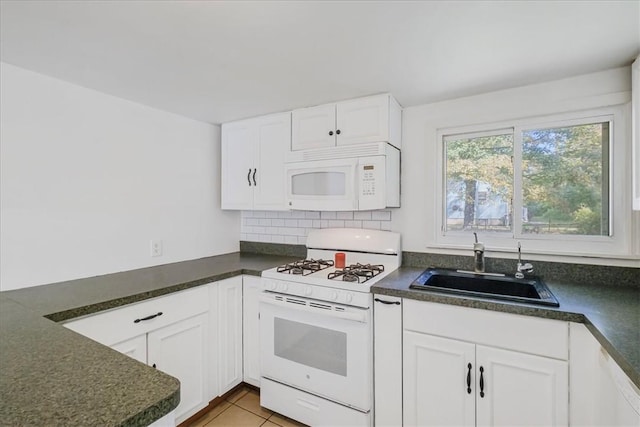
[208,282,220,400]
[148,313,209,425]
[476,345,568,427]
[292,103,336,150]
[253,113,291,210]
[336,94,389,146]
[112,334,147,364]
[632,56,640,210]
[373,295,403,427]
[242,275,262,387]
[218,276,243,394]
[403,331,475,427]
[221,120,255,210]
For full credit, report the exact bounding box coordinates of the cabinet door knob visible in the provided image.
[329,131,334,136]
[467,363,472,394]
[247,169,252,186]
[479,366,485,398]
[336,129,341,135]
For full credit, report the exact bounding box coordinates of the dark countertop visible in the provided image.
[371,267,640,389]
[1,251,638,425]
[0,252,298,427]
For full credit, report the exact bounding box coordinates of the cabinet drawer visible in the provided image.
[403,299,568,360]
[64,285,209,346]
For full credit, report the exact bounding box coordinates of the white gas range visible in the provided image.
[259,228,401,426]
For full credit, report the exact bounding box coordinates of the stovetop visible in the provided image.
[260,228,401,306]
[274,259,386,284]
[276,259,335,276]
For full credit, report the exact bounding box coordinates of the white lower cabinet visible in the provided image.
[570,323,640,426]
[64,286,210,425]
[403,331,475,426]
[111,334,147,364]
[401,299,569,427]
[148,313,209,424]
[475,344,568,426]
[216,276,244,395]
[243,275,262,387]
[373,295,403,426]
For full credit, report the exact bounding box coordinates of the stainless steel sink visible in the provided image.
[409,268,559,307]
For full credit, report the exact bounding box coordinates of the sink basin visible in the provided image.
[409,268,559,307]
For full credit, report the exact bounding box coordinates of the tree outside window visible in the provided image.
[444,121,610,237]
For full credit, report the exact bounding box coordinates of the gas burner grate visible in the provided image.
[327,263,385,284]
[276,259,334,276]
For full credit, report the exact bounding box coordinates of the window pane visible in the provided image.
[522,122,610,236]
[445,133,513,233]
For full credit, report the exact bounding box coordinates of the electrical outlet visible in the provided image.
[150,240,163,257]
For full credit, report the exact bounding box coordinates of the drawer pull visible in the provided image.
[134,312,163,323]
[374,298,400,305]
[467,363,472,394]
[479,366,485,398]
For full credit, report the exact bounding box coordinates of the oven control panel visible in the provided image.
[261,278,371,309]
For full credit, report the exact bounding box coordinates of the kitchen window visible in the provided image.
[436,106,633,258]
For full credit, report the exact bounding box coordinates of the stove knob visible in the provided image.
[346,292,353,303]
[305,286,313,296]
[269,282,277,291]
[330,291,338,301]
[280,283,288,292]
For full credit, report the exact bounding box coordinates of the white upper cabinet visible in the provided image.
[291,94,401,151]
[291,103,337,150]
[632,56,639,210]
[221,112,291,210]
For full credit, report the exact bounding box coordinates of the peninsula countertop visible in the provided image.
[0,252,299,427]
[371,266,640,390]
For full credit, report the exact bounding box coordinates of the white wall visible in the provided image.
[395,66,639,266]
[0,63,240,291]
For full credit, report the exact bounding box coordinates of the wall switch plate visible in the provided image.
[151,240,163,257]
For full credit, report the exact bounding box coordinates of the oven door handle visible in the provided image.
[259,294,368,323]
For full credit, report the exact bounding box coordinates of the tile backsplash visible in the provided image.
[240,210,394,245]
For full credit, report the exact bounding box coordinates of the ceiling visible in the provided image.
[1,1,639,125]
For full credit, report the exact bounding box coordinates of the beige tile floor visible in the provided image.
[188,386,308,427]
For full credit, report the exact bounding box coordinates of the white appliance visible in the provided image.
[285,142,400,211]
[260,228,401,426]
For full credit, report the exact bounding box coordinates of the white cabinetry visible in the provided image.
[402,300,568,427]
[111,334,146,364]
[243,275,262,387]
[221,112,291,210]
[373,295,403,426]
[570,323,640,426]
[217,276,244,394]
[148,313,208,424]
[291,94,401,151]
[632,56,640,210]
[63,286,210,425]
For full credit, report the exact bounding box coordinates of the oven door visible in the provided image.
[285,159,358,211]
[259,292,372,412]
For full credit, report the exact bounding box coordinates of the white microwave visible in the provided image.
[285,142,400,211]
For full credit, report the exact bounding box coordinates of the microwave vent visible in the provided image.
[287,142,395,163]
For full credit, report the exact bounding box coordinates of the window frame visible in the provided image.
[434,106,633,259]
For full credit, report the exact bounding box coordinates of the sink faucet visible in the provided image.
[473,232,485,273]
[516,242,534,278]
